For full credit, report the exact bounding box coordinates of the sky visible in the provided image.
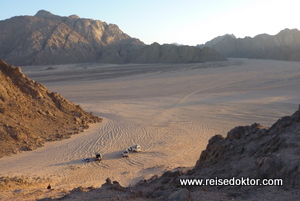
[0,0,299,46]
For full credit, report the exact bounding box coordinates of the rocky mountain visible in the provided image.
[203,34,236,47]
[0,10,226,65]
[52,104,300,200]
[0,10,144,65]
[0,60,101,157]
[201,28,300,61]
[128,42,226,63]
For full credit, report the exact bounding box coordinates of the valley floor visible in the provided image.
[0,59,299,200]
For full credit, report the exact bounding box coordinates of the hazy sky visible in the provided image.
[1,0,298,45]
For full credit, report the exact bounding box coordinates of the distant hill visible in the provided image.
[200,29,300,61]
[0,10,226,65]
[0,60,101,157]
[129,42,226,63]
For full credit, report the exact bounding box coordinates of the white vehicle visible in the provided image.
[121,149,129,157]
[127,145,142,152]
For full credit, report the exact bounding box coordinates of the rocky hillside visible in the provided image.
[51,104,300,200]
[201,28,300,61]
[0,10,144,65]
[0,10,226,65]
[0,60,101,157]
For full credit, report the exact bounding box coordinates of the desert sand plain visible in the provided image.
[0,58,300,199]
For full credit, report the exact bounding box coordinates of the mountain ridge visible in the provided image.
[0,10,226,65]
[0,10,144,65]
[201,28,300,60]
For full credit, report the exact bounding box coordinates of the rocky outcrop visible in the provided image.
[194,118,300,185]
[0,10,143,65]
[201,28,300,61]
[0,10,226,66]
[0,60,101,157]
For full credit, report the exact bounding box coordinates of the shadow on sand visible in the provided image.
[49,159,83,167]
[49,150,124,167]
[102,151,122,160]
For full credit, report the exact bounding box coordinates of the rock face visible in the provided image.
[0,10,143,65]
[201,28,300,61]
[0,60,101,157]
[194,119,300,186]
[0,10,226,66]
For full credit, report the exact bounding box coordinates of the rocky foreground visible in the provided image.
[39,105,300,200]
[0,60,101,157]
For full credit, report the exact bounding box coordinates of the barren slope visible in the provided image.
[0,59,101,157]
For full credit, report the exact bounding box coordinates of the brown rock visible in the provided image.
[0,60,101,157]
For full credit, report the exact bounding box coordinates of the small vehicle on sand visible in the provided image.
[82,153,102,163]
[94,153,102,162]
[121,149,129,157]
[82,158,91,163]
[127,145,142,152]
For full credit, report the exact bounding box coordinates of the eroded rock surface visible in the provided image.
[0,60,101,157]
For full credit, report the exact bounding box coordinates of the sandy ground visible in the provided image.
[0,58,300,200]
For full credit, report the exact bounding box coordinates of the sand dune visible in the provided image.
[0,59,299,199]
